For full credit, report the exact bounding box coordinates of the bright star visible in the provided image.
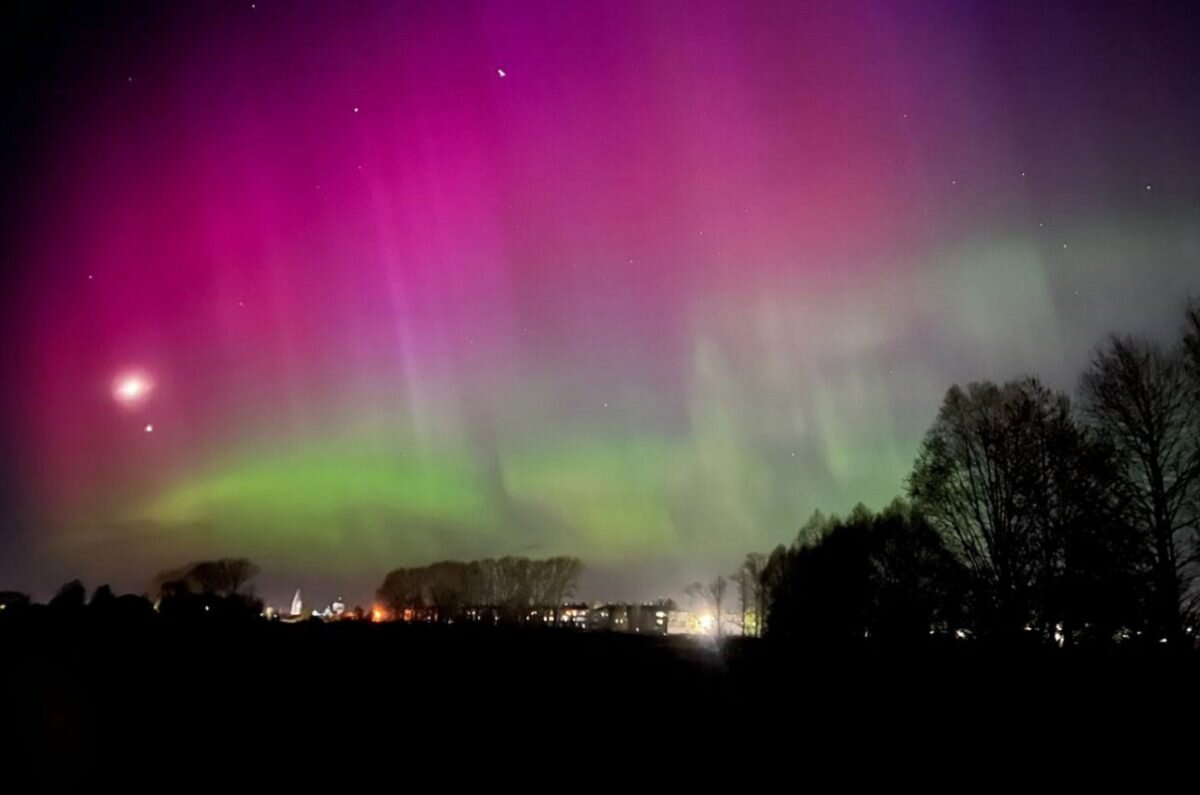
[497,68,506,78]
[113,372,153,406]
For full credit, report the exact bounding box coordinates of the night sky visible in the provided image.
[2,0,1199,608]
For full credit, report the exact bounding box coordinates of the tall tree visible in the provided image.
[49,579,87,611]
[909,378,1106,640]
[686,575,728,639]
[731,553,767,637]
[868,499,966,643]
[760,501,963,644]
[1080,334,1200,643]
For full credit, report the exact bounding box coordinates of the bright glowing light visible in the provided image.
[497,68,506,78]
[113,372,153,406]
[144,424,154,433]
[699,613,715,632]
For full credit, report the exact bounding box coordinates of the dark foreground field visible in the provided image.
[3,615,1197,782]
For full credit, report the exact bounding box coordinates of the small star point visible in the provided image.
[144,423,154,433]
[497,68,506,78]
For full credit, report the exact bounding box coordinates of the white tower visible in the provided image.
[290,589,302,617]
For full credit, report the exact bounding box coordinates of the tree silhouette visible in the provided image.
[731,553,767,637]
[151,558,263,619]
[868,499,966,643]
[90,584,115,610]
[761,502,962,645]
[49,579,86,611]
[908,378,1119,642]
[686,575,727,639]
[1080,334,1200,644]
[377,556,584,622]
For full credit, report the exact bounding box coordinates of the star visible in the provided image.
[87,274,94,280]
[1062,243,1068,249]
[1021,171,1027,177]
[603,402,609,408]
[1145,184,1152,191]
[951,179,958,186]
[353,107,359,113]
[497,68,506,78]
[144,424,154,433]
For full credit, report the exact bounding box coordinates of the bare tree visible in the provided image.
[909,378,1090,639]
[218,558,260,596]
[687,575,728,639]
[1080,334,1200,643]
[731,554,767,637]
[528,556,584,621]
[150,558,260,600]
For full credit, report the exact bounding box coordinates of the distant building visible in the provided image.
[589,603,668,635]
[290,589,302,617]
[557,604,590,628]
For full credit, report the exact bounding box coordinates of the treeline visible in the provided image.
[726,300,1200,648]
[0,557,267,625]
[376,556,583,621]
[150,557,264,618]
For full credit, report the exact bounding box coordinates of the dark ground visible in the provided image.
[2,614,1196,785]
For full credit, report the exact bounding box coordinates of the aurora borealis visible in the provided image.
[3,1,1199,605]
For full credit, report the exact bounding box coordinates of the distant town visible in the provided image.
[273,589,749,638]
